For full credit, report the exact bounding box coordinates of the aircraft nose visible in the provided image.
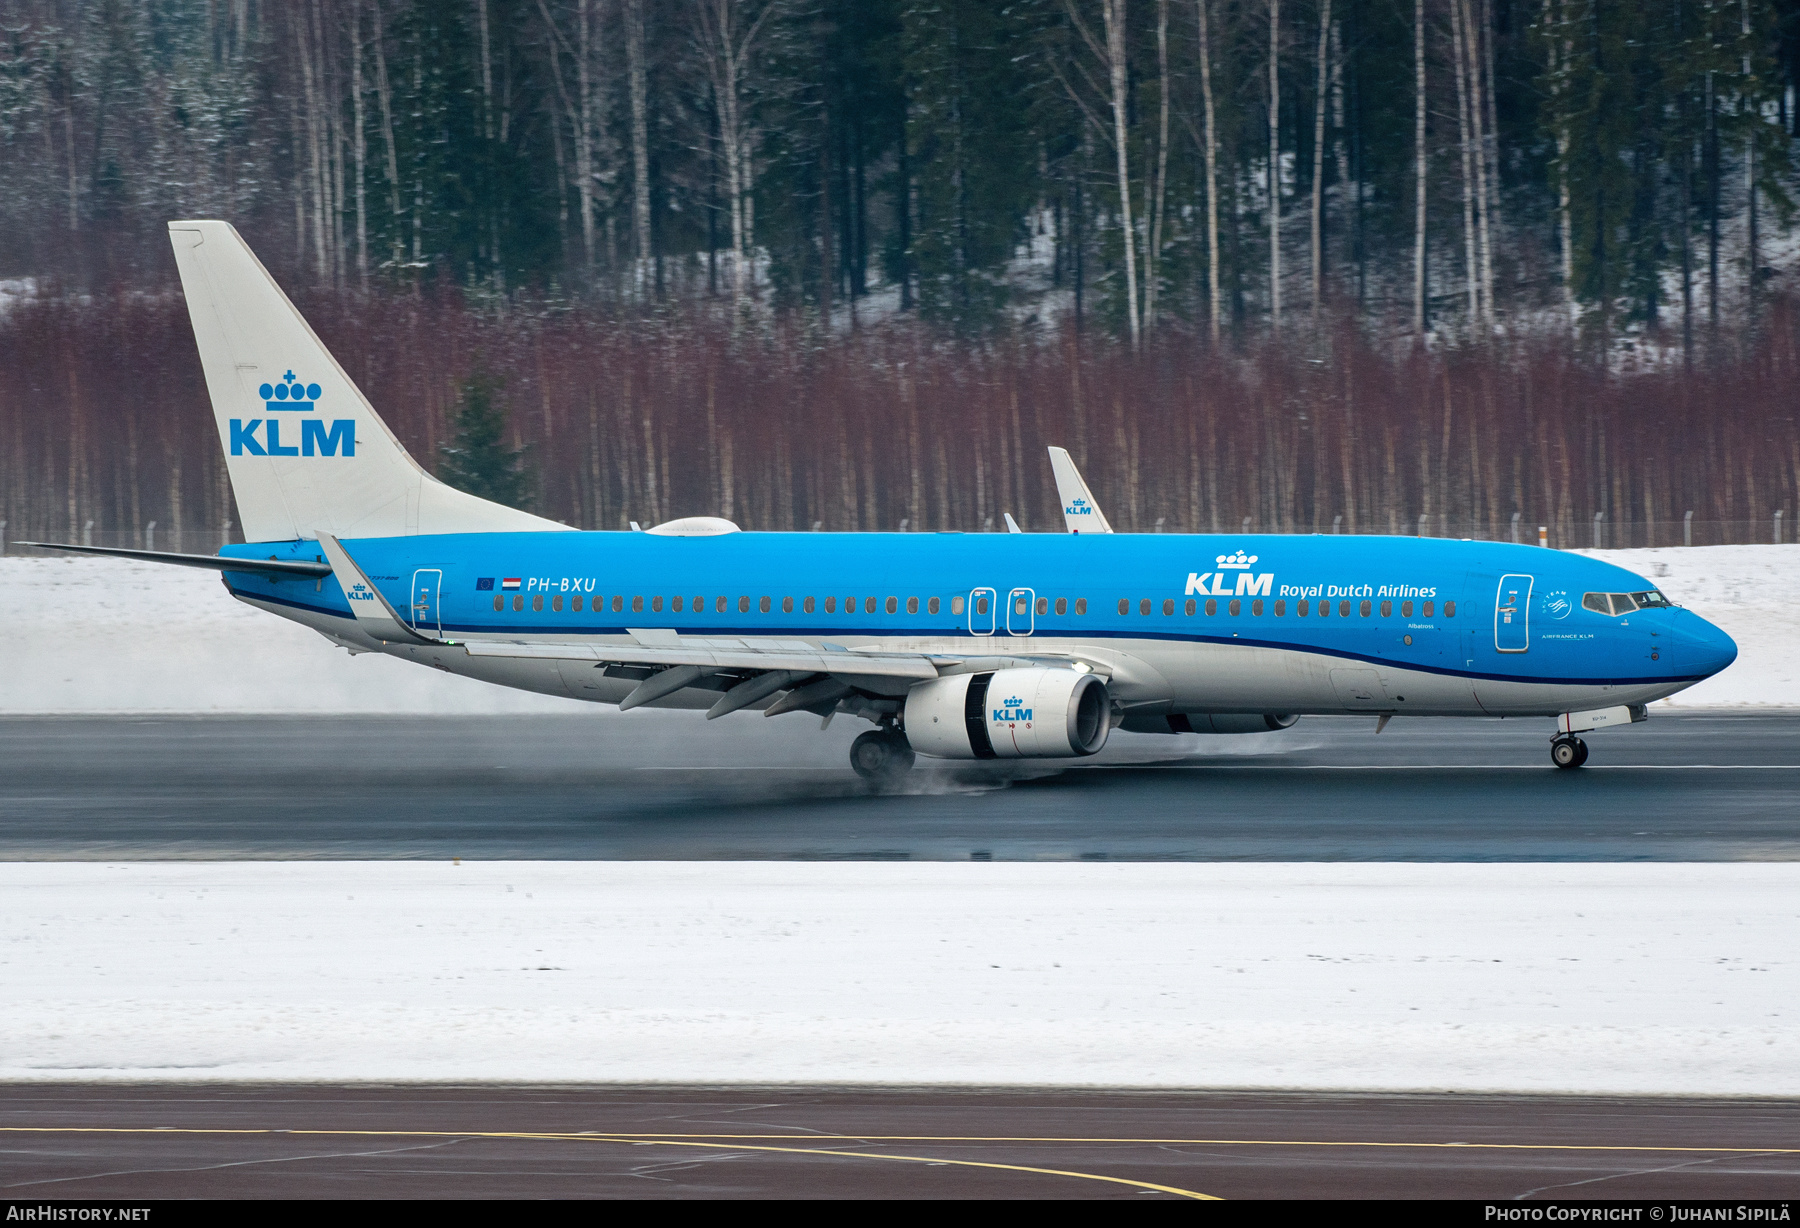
[1680,614,1738,678]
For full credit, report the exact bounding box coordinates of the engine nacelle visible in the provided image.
[1119,712,1300,735]
[905,668,1111,759]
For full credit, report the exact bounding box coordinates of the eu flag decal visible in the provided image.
[476,577,495,591]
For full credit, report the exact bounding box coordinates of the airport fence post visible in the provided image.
[1538,525,1548,548]
[1511,512,1521,543]
[1154,517,1165,533]
[82,520,93,547]
[1776,510,1784,545]
[1592,512,1604,550]
[1241,516,1252,534]
[0,519,6,555]
[221,520,231,550]
[1417,514,1428,537]
[1684,510,1693,546]
[811,521,822,531]
[145,521,156,552]
[1332,515,1342,534]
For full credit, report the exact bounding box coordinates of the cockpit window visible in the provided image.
[1584,590,1669,615]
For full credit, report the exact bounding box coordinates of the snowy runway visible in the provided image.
[3,861,1794,1093]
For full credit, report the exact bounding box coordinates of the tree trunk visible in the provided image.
[1268,0,1282,328]
[1460,0,1492,323]
[373,0,403,267]
[1451,0,1478,323]
[1147,0,1170,330]
[1413,0,1427,337]
[1103,0,1140,346]
[1311,0,1332,321]
[628,0,652,297]
[352,0,369,290]
[1197,0,1221,342]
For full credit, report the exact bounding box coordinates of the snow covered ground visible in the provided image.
[0,545,1793,712]
[1,861,1792,1092]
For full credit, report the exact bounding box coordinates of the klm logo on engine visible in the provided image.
[229,370,356,457]
[1186,550,1273,598]
[993,695,1033,723]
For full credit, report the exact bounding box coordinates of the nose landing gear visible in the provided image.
[850,728,916,781]
[1550,734,1589,769]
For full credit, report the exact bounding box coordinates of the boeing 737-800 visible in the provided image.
[25,221,1738,778]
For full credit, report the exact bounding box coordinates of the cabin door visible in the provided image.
[968,587,997,636]
[1494,574,1532,653]
[1006,588,1036,636]
[410,569,443,637]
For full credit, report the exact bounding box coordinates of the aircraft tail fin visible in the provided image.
[167,220,570,543]
[1047,447,1113,534]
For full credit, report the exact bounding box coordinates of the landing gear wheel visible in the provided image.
[850,730,916,781]
[1550,735,1589,769]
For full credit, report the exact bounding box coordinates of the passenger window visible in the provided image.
[975,596,988,615]
[1054,598,1067,616]
[929,597,941,614]
[1360,599,1371,617]
[865,596,878,613]
[1118,599,1129,616]
[1339,601,1351,617]
[951,596,964,615]
[1163,598,1175,616]
[1205,599,1217,616]
[1444,601,1456,617]
[782,596,794,613]
[553,594,564,612]
[494,595,504,612]
[671,595,682,613]
[804,596,816,614]
[652,595,663,613]
[1298,600,1309,616]
[887,596,899,614]
[910,597,922,614]
[760,596,772,613]
[1252,599,1264,616]
[631,595,643,612]
[739,596,750,613]
[1139,599,1151,616]
[715,595,727,613]
[1274,599,1285,616]
[1035,597,1046,616]
[533,594,545,612]
[1185,598,1196,616]
[693,595,703,612]
[1318,600,1329,618]
[613,595,624,613]
[1402,601,1413,617]
[1422,601,1434,617]
[574,595,585,612]
[513,595,524,611]
[1075,598,1087,615]
[1380,600,1391,618]
[1229,598,1241,616]
[825,596,837,613]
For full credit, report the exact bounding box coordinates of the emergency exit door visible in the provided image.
[1494,574,1532,653]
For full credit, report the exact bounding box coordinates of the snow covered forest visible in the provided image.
[3,0,1800,543]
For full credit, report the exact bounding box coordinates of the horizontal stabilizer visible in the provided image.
[1048,447,1114,534]
[18,541,331,578]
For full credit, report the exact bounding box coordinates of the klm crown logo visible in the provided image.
[992,695,1033,723]
[1216,550,1259,570]
[230,369,356,458]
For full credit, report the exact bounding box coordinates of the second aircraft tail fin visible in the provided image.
[1047,447,1114,534]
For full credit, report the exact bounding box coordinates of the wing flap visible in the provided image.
[461,639,941,679]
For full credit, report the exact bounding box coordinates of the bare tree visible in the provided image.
[1268,0,1281,328]
[1450,0,1478,322]
[1146,0,1170,331]
[1196,0,1221,342]
[1310,0,1331,320]
[1056,0,1141,345]
[1413,0,1427,337]
[627,0,652,296]
[693,0,775,307]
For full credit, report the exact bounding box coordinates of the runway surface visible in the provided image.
[2,711,1797,861]
[2,1084,1796,1200]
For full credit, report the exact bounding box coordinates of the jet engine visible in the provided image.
[904,668,1111,759]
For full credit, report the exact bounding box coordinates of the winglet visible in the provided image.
[1048,447,1113,534]
[315,532,435,644]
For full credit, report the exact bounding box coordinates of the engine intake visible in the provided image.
[905,668,1111,759]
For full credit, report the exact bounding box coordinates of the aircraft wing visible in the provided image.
[1047,447,1114,533]
[461,637,945,679]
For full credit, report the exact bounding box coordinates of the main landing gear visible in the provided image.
[850,728,916,782]
[1550,734,1589,770]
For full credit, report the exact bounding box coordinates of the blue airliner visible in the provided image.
[27,222,1738,777]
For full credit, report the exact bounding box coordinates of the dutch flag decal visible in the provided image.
[501,578,522,591]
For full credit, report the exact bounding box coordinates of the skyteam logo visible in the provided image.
[993,694,1032,723]
[230,370,356,458]
[1186,550,1273,598]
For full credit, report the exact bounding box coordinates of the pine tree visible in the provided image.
[438,371,534,509]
